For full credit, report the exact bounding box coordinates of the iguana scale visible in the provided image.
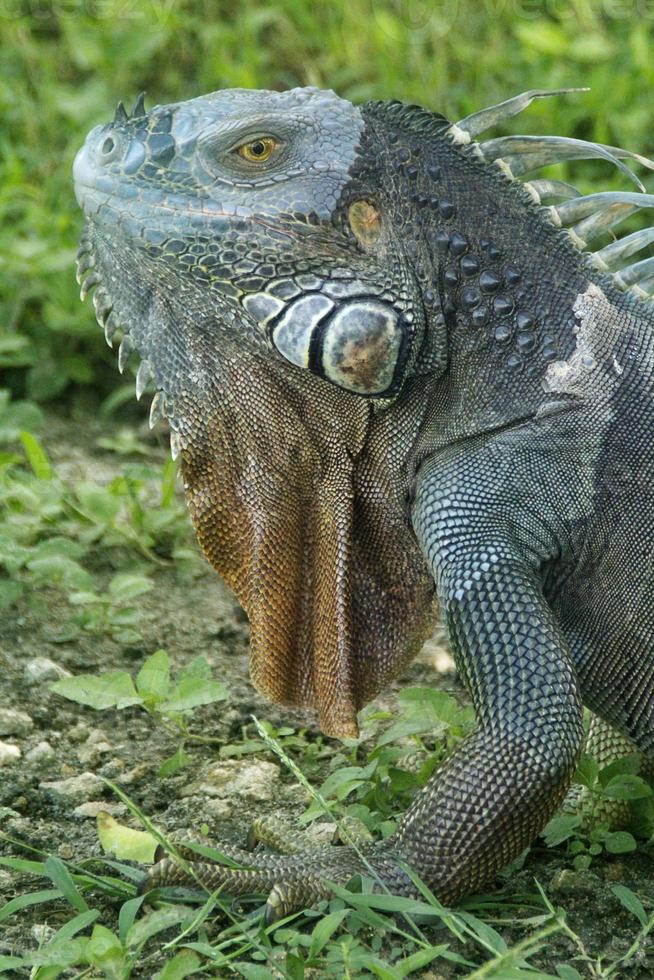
[73,86,654,919]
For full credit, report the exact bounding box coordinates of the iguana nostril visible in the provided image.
[99,134,120,162]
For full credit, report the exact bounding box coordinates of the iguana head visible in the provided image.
[74,87,438,737]
[73,87,433,400]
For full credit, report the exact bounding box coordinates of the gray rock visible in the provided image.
[0,741,21,766]
[23,657,71,686]
[0,708,33,736]
[183,759,281,802]
[25,741,56,765]
[77,729,113,765]
[74,801,127,819]
[31,924,56,945]
[550,868,598,896]
[40,771,104,803]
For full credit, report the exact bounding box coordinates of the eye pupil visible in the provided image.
[237,137,277,162]
[101,136,115,155]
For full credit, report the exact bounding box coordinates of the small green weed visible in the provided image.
[50,648,228,776]
[542,752,654,870]
[0,391,198,639]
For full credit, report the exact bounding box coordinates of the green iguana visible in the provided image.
[73,86,654,920]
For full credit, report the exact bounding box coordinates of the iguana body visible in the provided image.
[73,87,654,916]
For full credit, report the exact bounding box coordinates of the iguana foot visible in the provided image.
[139,819,410,923]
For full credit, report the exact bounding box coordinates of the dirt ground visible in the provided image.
[1,415,653,978]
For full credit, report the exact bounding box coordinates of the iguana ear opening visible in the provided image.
[269,296,411,396]
[348,200,382,249]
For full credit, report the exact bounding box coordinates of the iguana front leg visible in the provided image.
[142,442,585,915]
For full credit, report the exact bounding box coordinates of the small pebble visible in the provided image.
[31,924,56,945]
[183,759,280,802]
[40,771,104,802]
[23,657,71,686]
[25,741,56,765]
[0,741,21,766]
[0,708,34,736]
[74,801,127,819]
[77,729,113,765]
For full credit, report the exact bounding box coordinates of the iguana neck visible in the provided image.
[361,102,598,444]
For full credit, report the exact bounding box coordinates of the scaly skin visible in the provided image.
[73,87,654,920]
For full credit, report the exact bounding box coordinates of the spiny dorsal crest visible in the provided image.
[453,88,654,301]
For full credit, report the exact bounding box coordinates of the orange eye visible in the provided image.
[236,137,278,163]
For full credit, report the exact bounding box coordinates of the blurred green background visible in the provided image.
[2,0,654,412]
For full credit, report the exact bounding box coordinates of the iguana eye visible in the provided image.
[236,137,278,163]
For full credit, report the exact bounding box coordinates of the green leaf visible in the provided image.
[308,908,350,957]
[0,958,26,974]
[136,649,170,701]
[108,572,154,601]
[118,896,146,944]
[556,966,585,980]
[573,754,599,790]
[75,482,121,524]
[0,580,23,609]
[50,671,142,710]
[27,555,93,590]
[51,908,100,943]
[602,774,652,800]
[396,945,449,975]
[86,924,125,974]
[541,813,581,847]
[44,857,88,913]
[163,659,228,713]
[233,966,276,980]
[330,886,443,919]
[598,753,642,787]
[96,811,158,863]
[155,950,201,980]
[0,394,43,443]
[0,888,62,923]
[20,430,52,479]
[377,687,472,746]
[159,746,192,777]
[126,907,193,950]
[611,884,648,925]
[458,911,507,954]
[161,457,179,508]
[604,831,637,854]
[316,762,378,802]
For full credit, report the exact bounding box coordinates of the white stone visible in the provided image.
[74,801,127,819]
[25,741,55,764]
[183,759,281,802]
[0,708,33,736]
[40,771,104,802]
[0,741,21,765]
[23,657,71,686]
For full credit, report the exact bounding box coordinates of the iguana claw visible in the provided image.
[139,818,407,921]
